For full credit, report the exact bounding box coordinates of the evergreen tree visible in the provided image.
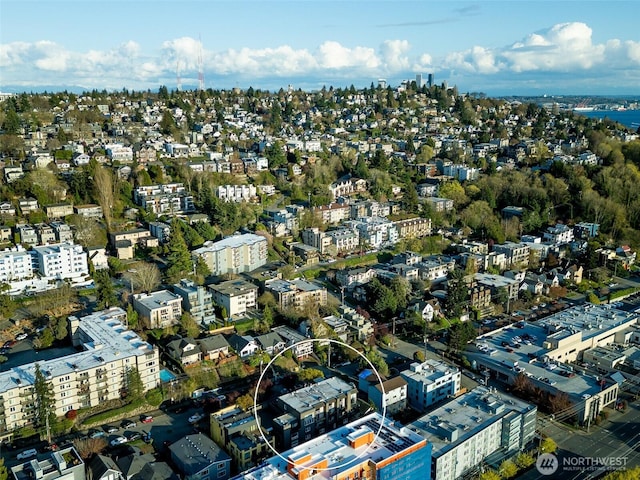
[95,270,117,309]
[444,268,469,318]
[124,367,144,401]
[166,220,193,281]
[34,363,56,440]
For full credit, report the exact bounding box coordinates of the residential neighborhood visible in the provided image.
[1,82,640,480]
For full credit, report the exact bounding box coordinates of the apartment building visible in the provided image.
[132,290,183,329]
[401,360,461,412]
[417,257,456,283]
[0,308,159,439]
[344,216,398,249]
[193,234,267,276]
[410,386,536,480]
[543,223,575,245]
[493,242,531,268]
[273,377,358,449]
[133,183,194,215]
[367,376,408,415]
[169,433,232,480]
[423,197,454,212]
[208,279,258,319]
[265,278,327,311]
[50,222,74,243]
[312,203,350,224]
[0,247,33,283]
[17,224,38,246]
[173,279,217,325]
[31,243,89,281]
[73,204,103,219]
[149,221,171,243]
[324,228,359,254]
[210,406,275,472]
[237,412,432,480]
[45,203,74,219]
[35,223,57,244]
[474,272,520,301]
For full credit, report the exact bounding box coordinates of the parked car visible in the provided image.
[121,420,136,429]
[188,413,204,423]
[124,431,141,442]
[15,333,28,341]
[105,425,118,434]
[89,429,107,439]
[110,436,128,447]
[141,415,153,424]
[17,448,38,460]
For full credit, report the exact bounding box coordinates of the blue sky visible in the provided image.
[1,1,639,94]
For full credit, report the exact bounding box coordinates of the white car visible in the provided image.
[16,333,28,341]
[17,448,38,460]
[110,436,128,446]
[188,413,204,423]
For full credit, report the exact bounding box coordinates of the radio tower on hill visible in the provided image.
[198,36,205,91]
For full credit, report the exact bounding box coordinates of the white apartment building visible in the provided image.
[105,143,134,162]
[193,234,268,276]
[0,247,33,283]
[367,376,408,415]
[216,184,257,202]
[400,359,461,412]
[543,223,575,245]
[0,308,159,440]
[31,243,89,281]
[410,387,537,480]
[208,279,258,318]
[133,183,194,215]
[324,228,360,254]
[344,216,398,249]
[132,290,183,329]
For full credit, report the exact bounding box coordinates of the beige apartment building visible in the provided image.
[132,290,183,329]
[0,307,159,441]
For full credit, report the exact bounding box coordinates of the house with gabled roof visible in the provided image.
[167,337,202,366]
[227,333,259,358]
[255,332,286,355]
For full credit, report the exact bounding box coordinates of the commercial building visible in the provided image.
[193,234,267,276]
[0,308,159,439]
[265,278,327,311]
[132,290,183,329]
[410,386,536,480]
[169,433,232,480]
[273,377,358,449]
[208,279,258,319]
[237,412,432,480]
[400,360,461,412]
[469,304,631,423]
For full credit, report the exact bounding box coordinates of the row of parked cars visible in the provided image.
[88,415,153,445]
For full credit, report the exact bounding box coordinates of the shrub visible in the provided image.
[65,409,78,420]
[145,388,163,407]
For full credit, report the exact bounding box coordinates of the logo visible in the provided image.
[537,453,559,476]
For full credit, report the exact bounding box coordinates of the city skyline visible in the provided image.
[1,1,639,94]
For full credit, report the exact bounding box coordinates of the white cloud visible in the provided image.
[0,22,639,92]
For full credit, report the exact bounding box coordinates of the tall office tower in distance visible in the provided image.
[428,73,434,88]
[416,73,424,89]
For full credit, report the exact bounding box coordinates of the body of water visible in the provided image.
[574,109,640,129]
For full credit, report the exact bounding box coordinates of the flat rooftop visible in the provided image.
[134,290,181,309]
[240,413,427,480]
[277,377,355,414]
[194,233,266,253]
[0,307,153,394]
[409,386,535,458]
[209,279,257,296]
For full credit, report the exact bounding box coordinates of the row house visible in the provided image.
[394,217,432,239]
[216,184,257,203]
[329,174,367,199]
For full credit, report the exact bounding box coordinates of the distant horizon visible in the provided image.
[1,1,639,95]
[1,83,640,101]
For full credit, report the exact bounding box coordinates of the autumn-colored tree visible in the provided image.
[73,437,108,459]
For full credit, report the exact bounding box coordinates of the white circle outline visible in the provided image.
[252,338,387,473]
